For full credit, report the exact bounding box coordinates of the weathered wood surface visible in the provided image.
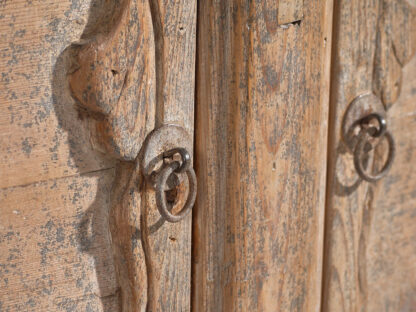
[142,1,196,310]
[193,1,333,311]
[0,1,119,311]
[277,0,304,25]
[2,0,196,311]
[68,0,155,310]
[68,0,197,310]
[0,170,119,311]
[323,0,416,311]
[69,0,155,161]
[0,0,114,190]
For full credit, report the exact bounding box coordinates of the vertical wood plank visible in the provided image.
[193,0,333,311]
[143,0,197,310]
[67,0,197,309]
[67,0,156,309]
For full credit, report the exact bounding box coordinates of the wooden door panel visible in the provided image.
[323,0,416,311]
[193,1,333,311]
[2,0,415,311]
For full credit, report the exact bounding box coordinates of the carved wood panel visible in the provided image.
[1,0,196,311]
[323,0,416,311]
[68,0,197,311]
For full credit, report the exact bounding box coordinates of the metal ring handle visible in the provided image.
[353,129,395,182]
[155,161,197,223]
[163,147,191,173]
[359,113,387,138]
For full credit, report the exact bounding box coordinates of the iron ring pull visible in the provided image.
[163,147,191,173]
[353,114,395,183]
[154,148,197,223]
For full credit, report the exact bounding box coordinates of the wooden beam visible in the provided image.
[193,0,333,310]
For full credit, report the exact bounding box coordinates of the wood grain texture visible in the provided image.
[323,0,416,311]
[107,161,147,312]
[192,0,333,311]
[0,170,119,312]
[0,0,114,189]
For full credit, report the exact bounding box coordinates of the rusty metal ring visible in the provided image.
[155,161,197,223]
[353,129,395,182]
[359,113,387,138]
[163,147,191,173]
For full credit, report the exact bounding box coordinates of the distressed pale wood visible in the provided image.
[0,170,119,311]
[3,0,415,311]
[68,1,155,310]
[323,0,416,311]
[69,0,155,161]
[0,1,120,311]
[193,1,333,311]
[0,0,114,189]
[2,0,196,311]
[278,0,304,25]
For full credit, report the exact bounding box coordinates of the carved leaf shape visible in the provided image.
[69,0,155,160]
